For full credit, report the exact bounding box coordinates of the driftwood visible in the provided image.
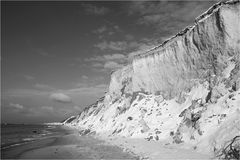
[216,136,240,160]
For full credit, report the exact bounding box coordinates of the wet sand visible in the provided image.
[1,126,136,159]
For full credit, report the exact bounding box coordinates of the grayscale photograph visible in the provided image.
[1,0,240,159]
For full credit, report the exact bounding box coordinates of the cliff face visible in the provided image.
[109,0,240,101]
[64,0,240,157]
[108,65,133,103]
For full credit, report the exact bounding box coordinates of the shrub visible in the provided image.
[216,136,240,160]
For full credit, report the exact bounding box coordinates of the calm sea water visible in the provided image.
[1,124,63,149]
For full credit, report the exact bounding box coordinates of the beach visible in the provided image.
[98,134,212,159]
[1,126,137,159]
[1,124,213,160]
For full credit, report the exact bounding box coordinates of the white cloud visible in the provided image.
[65,84,107,96]
[24,75,35,81]
[85,53,126,62]
[125,34,135,41]
[82,3,109,16]
[9,103,24,109]
[41,106,54,111]
[35,48,55,57]
[94,39,153,53]
[86,38,160,73]
[128,1,215,36]
[103,54,125,61]
[34,83,55,90]
[73,105,81,111]
[50,93,72,103]
[113,25,120,30]
[139,14,162,25]
[94,41,108,50]
[95,41,128,51]
[81,75,89,80]
[75,82,89,88]
[104,61,123,70]
[91,62,104,68]
[92,25,122,39]
[93,25,107,34]
[85,53,128,72]
[5,89,49,97]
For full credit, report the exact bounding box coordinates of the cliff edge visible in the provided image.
[64,0,240,158]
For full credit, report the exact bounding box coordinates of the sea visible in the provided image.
[1,123,64,150]
[1,123,137,159]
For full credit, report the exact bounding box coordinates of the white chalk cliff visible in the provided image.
[64,0,240,158]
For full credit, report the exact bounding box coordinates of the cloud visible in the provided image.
[128,1,216,36]
[75,82,89,88]
[81,75,89,80]
[87,37,161,72]
[93,25,107,34]
[103,54,126,61]
[86,53,126,62]
[92,62,104,68]
[9,103,24,109]
[127,38,161,60]
[85,53,126,62]
[95,41,128,51]
[85,53,128,72]
[93,25,122,39]
[34,83,55,91]
[50,93,72,103]
[41,106,54,111]
[3,81,108,123]
[73,105,81,111]
[94,38,153,53]
[5,88,49,97]
[139,14,162,25]
[66,84,107,96]
[24,75,35,81]
[104,61,123,70]
[35,48,55,57]
[125,34,134,41]
[82,3,109,16]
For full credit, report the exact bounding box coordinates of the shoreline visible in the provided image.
[1,125,137,159]
[1,124,212,159]
[1,137,57,159]
[1,125,71,159]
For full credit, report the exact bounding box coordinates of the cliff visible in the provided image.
[64,0,240,158]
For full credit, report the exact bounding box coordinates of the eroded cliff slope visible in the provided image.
[64,0,240,157]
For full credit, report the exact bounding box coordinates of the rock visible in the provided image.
[62,116,76,124]
[146,136,153,141]
[170,131,174,137]
[173,131,184,144]
[127,116,133,121]
[139,119,150,133]
[154,95,164,103]
[62,1,240,156]
[176,92,187,104]
[79,129,91,136]
[89,131,96,135]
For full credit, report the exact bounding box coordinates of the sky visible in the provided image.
[1,0,217,124]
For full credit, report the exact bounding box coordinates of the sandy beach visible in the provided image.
[99,135,212,160]
[1,126,137,159]
[1,125,212,159]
